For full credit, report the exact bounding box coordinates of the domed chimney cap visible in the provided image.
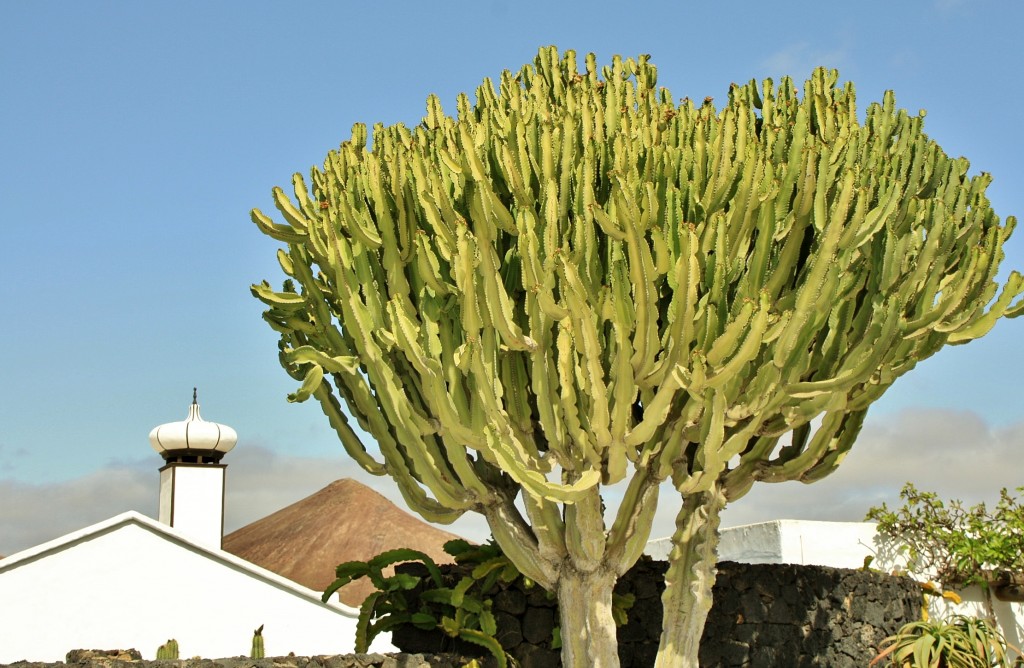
[149,389,237,463]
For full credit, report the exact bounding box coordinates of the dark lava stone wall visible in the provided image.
[625,559,921,668]
[393,558,921,668]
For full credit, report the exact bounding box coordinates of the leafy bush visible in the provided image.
[866,484,1024,591]
[323,539,634,667]
[870,615,1017,667]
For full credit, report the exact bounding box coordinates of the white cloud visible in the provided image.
[221,444,493,542]
[640,408,1021,543]
[2,409,1017,559]
[0,444,491,559]
[714,407,1023,532]
[0,461,154,555]
[221,445,366,533]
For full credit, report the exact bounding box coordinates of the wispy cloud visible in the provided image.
[0,444,29,475]
[717,407,1022,530]
[759,41,850,79]
[0,462,154,555]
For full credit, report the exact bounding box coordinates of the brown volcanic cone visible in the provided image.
[223,479,463,607]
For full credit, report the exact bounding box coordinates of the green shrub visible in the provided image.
[323,538,634,667]
[867,484,1024,592]
[870,615,1017,667]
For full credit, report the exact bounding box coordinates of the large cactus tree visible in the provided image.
[251,47,1023,667]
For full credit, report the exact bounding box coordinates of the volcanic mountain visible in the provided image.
[223,479,463,607]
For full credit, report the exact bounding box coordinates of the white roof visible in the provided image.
[149,392,237,456]
[0,510,357,618]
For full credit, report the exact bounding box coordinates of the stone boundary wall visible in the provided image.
[393,557,922,668]
[2,653,475,668]
[1,560,921,668]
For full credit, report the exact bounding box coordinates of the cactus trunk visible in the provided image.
[655,486,727,667]
[557,566,620,668]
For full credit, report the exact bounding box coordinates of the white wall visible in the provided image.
[720,520,880,569]
[0,513,393,663]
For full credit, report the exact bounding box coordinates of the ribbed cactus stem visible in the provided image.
[250,624,264,659]
[252,47,1023,668]
[155,639,179,661]
[656,486,727,668]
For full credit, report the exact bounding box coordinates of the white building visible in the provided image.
[0,393,390,663]
[647,519,1023,662]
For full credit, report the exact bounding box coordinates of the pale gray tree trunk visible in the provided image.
[655,485,727,668]
[484,493,623,667]
[557,565,621,668]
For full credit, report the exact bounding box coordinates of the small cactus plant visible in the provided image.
[250,624,265,659]
[156,639,179,660]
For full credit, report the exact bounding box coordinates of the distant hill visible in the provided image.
[223,479,463,607]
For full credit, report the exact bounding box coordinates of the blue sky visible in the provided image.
[1,0,1022,555]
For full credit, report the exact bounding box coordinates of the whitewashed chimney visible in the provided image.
[148,389,237,549]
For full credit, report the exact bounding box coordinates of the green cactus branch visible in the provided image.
[252,47,1022,667]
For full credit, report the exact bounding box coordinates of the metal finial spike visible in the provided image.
[193,387,198,404]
